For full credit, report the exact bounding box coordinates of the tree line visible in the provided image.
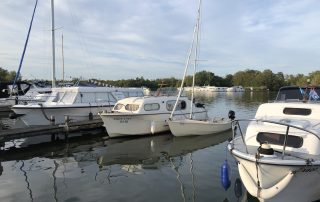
[101,69,320,91]
[1,66,320,91]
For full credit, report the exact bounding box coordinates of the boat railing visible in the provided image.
[231,119,320,159]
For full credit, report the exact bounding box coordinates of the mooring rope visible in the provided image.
[39,103,50,121]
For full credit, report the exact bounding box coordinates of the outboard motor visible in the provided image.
[258,143,274,155]
[228,110,235,120]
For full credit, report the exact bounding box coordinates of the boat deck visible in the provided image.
[231,137,320,163]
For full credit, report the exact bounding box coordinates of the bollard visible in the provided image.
[64,115,70,124]
[89,112,93,120]
[50,115,55,125]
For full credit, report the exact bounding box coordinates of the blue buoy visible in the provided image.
[221,160,231,190]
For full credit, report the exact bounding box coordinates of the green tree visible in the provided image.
[309,71,320,86]
[0,67,18,82]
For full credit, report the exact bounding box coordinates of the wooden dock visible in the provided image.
[0,119,105,143]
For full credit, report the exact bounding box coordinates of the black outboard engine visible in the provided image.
[228,110,235,120]
[258,143,274,155]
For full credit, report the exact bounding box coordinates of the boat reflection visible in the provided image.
[96,132,231,168]
[0,131,231,166]
[0,132,233,202]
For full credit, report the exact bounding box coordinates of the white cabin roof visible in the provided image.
[116,96,186,105]
[51,86,144,93]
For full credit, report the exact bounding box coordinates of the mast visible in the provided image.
[62,34,65,82]
[190,0,201,119]
[51,0,56,87]
[169,0,201,120]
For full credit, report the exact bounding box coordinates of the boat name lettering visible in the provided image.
[114,117,131,123]
[297,167,319,173]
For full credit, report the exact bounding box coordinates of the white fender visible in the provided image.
[239,164,294,199]
[150,120,156,134]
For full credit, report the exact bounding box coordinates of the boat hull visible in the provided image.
[168,119,231,136]
[100,113,170,137]
[100,111,208,137]
[230,150,320,202]
[12,105,112,126]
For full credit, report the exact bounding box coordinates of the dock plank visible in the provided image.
[0,119,105,142]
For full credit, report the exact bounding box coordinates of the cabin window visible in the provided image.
[166,100,187,111]
[114,103,124,110]
[125,104,139,111]
[51,92,62,102]
[80,92,95,103]
[96,92,117,102]
[256,132,303,148]
[283,108,311,116]
[144,103,160,111]
[59,92,76,104]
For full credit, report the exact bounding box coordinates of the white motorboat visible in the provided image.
[226,86,245,92]
[228,86,320,202]
[99,96,207,137]
[168,0,232,137]
[11,86,144,126]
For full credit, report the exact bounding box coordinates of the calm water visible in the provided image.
[0,91,275,202]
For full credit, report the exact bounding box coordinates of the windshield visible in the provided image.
[275,86,320,102]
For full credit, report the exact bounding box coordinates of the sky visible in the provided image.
[0,0,320,81]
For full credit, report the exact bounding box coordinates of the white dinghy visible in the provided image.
[168,0,232,137]
[228,86,320,202]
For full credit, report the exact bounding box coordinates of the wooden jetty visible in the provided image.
[0,119,105,143]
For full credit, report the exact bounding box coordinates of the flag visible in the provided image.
[309,89,319,100]
[299,87,305,95]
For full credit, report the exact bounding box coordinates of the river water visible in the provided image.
[0,91,275,202]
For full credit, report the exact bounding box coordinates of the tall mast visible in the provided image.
[51,0,56,87]
[190,0,201,119]
[62,34,65,82]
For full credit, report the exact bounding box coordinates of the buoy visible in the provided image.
[234,178,242,198]
[221,160,231,190]
[150,120,155,134]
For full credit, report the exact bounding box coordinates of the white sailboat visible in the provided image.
[168,0,232,137]
[10,0,145,126]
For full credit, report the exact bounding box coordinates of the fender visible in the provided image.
[238,163,294,199]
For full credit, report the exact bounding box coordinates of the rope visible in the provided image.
[255,153,261,198]
[39,103,50,121]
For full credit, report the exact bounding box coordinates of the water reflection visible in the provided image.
[0,91,273,201]
[0,132,236,201]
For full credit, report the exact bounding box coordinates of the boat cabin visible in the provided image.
[244,86,320,155]
[45,87,144,105]
[112,96,196,114]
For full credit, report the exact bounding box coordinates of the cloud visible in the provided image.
[0,0,320,81]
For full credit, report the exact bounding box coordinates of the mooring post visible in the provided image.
[64,115,69,124]
[50,115,55,125]
[89,112,93,120]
